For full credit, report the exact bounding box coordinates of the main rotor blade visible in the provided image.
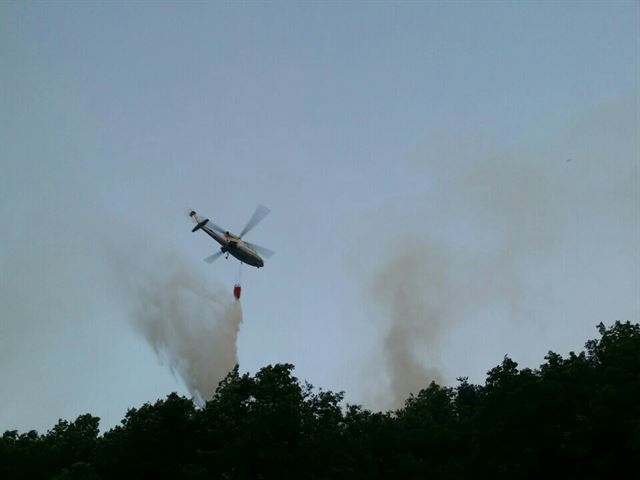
[206,220,227,234]
[245,241,275,259]
[189,210,226,233]
[204,251,223,264]
[239,205,270,239]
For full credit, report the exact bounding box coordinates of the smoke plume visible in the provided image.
[372,241,450,407]
[370,99,639,409]
[371,239,485,409]
[118,255,243,406]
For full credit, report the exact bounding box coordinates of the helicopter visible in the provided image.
[189,205,274,268]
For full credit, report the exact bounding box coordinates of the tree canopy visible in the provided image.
[2,321,638,479]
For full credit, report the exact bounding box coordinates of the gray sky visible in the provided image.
[1,1,638,432]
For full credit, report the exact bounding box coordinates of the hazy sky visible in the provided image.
[1,1,638,433]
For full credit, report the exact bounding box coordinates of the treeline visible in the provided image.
[1,321,638,479]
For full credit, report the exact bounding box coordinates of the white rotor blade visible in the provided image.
[245,241,275,259]
[205,220,227,234]
[204,251,223,264]
[239,205,270,238]
[189,210,226,233]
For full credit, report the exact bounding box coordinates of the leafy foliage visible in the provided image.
[2,321,638,479]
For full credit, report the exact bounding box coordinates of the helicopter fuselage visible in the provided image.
[201,224,264,268]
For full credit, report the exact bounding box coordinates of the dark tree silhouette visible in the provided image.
[1,321,638,479]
